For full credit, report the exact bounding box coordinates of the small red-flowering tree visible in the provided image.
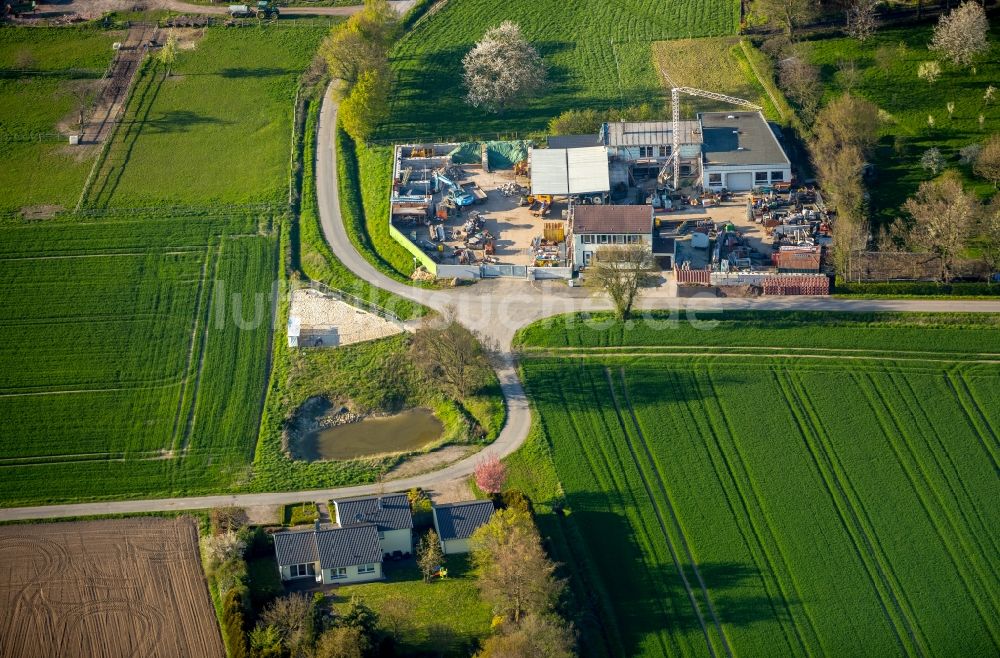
[475,454,508,495]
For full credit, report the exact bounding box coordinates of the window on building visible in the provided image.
[658,146,669,158]
[599,234,609,244]
[708,173,722,185]
[614,234,625,244]
[771,171,785,181]
[639,146,653,158]
[290,564,316,578]
[330,567,347,579]
[358,563,376,574]
[582,234,593,244]
[755,171,769,183]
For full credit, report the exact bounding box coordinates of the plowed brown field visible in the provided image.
[0,517,224,658]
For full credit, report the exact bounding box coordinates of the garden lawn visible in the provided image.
[333,555,492,657]
[381,0,740,140]
[0,214,278,505]
[510,312,1000,657]
[0,26,119,214]
[797,23,1000,226]
[86,21,332,209]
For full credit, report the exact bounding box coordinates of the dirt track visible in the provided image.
[0,517,224,658]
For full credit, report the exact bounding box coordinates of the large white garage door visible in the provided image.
[726,172,753,191]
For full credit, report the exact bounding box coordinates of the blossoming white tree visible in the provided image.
[930,1,989,67]
[463,21,546,114]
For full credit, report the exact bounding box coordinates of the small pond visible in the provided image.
[297,406,444,461]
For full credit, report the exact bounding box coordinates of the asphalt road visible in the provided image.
[2,85,998,522]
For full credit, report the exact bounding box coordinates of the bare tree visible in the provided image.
[417,529,444,582]
[902,173,979,281]
[409,314,490,400]
[844,0,879,42]
[584,243,657,320]
[779,57,822,121]
[470,508,564,624]
[314,626,366,658]
[831,216,869,282]
[929,1,990,68]
[463,21,546,114]
[750,0,819,40]
[959,143,982,167]
[974,133,1000,188]
[62,81,96,134]
[259,593,314,657]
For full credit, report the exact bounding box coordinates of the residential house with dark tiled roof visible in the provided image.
[333,493,414,557]
[273,523,383,585]
[432,500,496,555]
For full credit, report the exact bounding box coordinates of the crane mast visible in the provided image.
[667,86,762,190]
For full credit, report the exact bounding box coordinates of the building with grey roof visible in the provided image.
[569,205,654,270]
[699,111,791,191]
[432,500,496,555]
[273,524,383,585]
[333,494,413,556]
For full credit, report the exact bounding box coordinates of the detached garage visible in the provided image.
[700,112,791,192]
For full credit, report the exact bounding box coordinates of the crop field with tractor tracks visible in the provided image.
[513,312,1000,657]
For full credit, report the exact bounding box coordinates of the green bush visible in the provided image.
[221,588,248,658]
[834,280,1000,297]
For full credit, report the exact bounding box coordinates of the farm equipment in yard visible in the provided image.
[229,2,279,19]
[433,172,475,207]
[527,194,552,217]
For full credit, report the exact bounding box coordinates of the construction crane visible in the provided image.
[662,86,762,190]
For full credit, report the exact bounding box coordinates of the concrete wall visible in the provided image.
[380,528,412,555]
[389,223,438,274]
[436,264,481,280]
[529,266,572,280]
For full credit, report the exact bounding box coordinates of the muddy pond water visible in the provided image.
[300,407,444,461]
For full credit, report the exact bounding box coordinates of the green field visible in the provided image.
[0,214,277,505]
[381,0,740,140]
[83,22,331,209]
[514,312,1000,657]
[797,23,1000,225]
[0,27,119,214]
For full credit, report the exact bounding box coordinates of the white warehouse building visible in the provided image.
[699,111,792,191]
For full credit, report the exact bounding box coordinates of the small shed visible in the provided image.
[287,315,301,348]
[432,500,496,555]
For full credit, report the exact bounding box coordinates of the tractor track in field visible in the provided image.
[603,366,729,658]
[889,369,1000,584]
[169,242,216,453]
[0,250,205,262]
[567,367,674,657]
[695,369,824,656]
[615,367,736,658]
[524,345,1000,359]
[521,349,1000,365]
[852,373,1000,645]
[943,372,1000,473]
[780,371,928,658]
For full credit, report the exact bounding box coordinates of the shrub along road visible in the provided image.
[1,86,999,522]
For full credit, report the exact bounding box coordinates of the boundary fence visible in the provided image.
[306,280,403,325]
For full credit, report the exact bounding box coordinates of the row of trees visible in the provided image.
[320,0,399,141]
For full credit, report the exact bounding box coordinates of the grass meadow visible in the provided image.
[0,27,120,214]
[512,312,1000,657]
[84,21,331,209]
[0,215,278,505]
[380,0,740,140]
[797,23,1000,225]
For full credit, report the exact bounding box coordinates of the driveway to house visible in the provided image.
[2,86,998,522]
